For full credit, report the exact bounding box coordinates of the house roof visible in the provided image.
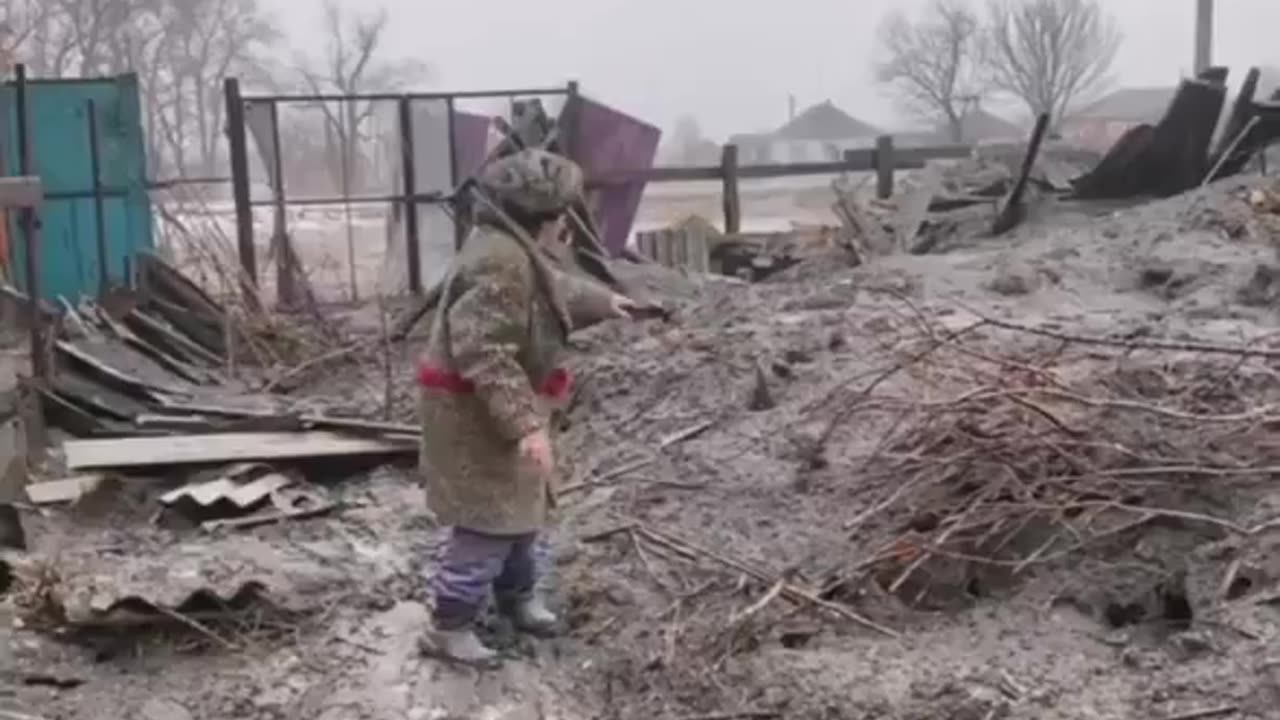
[774,100,880,140]
[950,109,1022,141]
[891,109,1023,146]
[1073,87,1176,123]
[1259,66,1280,98]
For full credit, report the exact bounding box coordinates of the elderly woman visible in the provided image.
[416,149,642,666]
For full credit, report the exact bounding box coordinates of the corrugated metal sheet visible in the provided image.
[159,463,293,509]
[11,535,350,625]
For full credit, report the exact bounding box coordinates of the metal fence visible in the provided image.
[223,79,578,306]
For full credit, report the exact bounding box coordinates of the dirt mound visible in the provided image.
[10,180,1280,720]
[543,187,1280,717]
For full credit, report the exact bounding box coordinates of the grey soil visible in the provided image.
[7,178,1280,720]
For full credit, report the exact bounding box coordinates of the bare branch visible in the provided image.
[874,0,989,143]
[982,0,1121,126]
[294,0,428,192]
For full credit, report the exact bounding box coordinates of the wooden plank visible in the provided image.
[55,340,187,400]
[0,176,43,208]
[125,308,224,367]
[588,144,970,187]
[64,431,416,470]
[993,113,1051,236]
[721,144,741,234]
[875,135,896,199]
[26,474,106,505]
[1213,67,1260,163]
[895,162,943,252]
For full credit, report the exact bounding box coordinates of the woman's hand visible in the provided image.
[609,294,668,320]
[608,293,639,318]
[518,428,554,475]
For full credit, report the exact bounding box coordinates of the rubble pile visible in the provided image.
[543,177,1280,718]
[6,181,1280,717]
[2,252,423,658]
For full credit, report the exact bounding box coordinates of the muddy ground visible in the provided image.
[7,177,1280,719]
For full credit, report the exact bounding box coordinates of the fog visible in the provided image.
[264,0,1280,138]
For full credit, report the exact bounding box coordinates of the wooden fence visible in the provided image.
[592,135,974,234]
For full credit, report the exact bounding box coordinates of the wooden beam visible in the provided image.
[721,144,741,234]
[64,431,415,470]
[586,143,973,187]
[0,176,42,208]
[993,113,1051,236]
[875,135,896,199]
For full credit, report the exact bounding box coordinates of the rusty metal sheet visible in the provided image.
[12,534,351,626]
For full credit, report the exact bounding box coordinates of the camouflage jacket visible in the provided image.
[416,225,619,535]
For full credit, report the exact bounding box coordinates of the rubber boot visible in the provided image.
[418,627,502,669]
[497,592,561,637]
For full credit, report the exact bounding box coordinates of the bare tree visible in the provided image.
[153,0,277,177]
[1,0,81,75]
[9,0,274,180]
[875,0,987,143]
[297,0,426,193]
[983,0,1121,125]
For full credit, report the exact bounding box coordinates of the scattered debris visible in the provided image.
[159,463,294,515]
[0,503,24,550]
[748,363,776,411]
[24,474,107,505]
[64,431,413,471]
[992,113,1050,236]
[894,162,944,251]
[1074,67,1280,200]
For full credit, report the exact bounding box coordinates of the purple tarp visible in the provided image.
[564,96,662,255]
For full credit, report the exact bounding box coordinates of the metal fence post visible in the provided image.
[268,101,296,308]
[14,64,47,470]
[223,77,257,288]
[398,97,422,294]
[14,65,44,382]
[86,99,109,296]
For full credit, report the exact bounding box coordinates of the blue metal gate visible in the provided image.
[2,74,152,301]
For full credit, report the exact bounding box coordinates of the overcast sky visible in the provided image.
[265,0,1280,139]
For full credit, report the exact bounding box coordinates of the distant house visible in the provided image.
[895,108,1024,147]
[1258,66,1280,99]
[1060,87,1176,151]
[729,100,881,165]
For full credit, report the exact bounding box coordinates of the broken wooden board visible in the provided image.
[136,253,227,325]
[56,339,190,400]
[1072,124,1156,199]
[125,307,224,367]
[91,304,216,386]
[832,177,891,257]
[64,431,415,470]
[993,113,1051,236]
[25,474,107,505]
[895,163,944,252]
[1073,78,1227,199]
[51,371,150,422]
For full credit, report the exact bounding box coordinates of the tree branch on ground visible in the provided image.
[875,0,988,143]
[982,0,1121,126]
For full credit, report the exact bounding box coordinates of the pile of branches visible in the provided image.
[560,305,1280,718]
[825,312,1280,608]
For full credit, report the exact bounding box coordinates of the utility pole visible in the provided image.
[1194,0,1213,76]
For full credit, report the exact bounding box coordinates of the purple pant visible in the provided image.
[431,527,548,629]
